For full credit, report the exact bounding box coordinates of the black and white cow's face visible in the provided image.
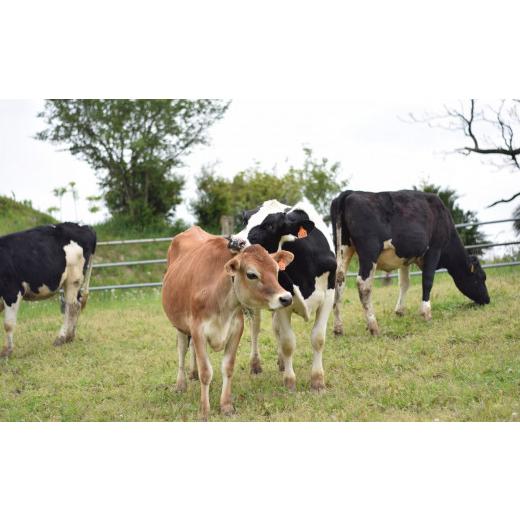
[245,209,315,253]
[454,255,490,305]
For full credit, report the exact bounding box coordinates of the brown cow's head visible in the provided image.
[224,245,294,310]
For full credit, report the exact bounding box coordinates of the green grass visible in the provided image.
[0,196,56,235]
[1,267,519,422]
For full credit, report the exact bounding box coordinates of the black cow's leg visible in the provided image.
[420,248,442,321]
[54,279,82,346]
[356,246,381,336]
[395,265,411,316]
[1,293,22,357]
[311,289,334,390]
[333,245,355,335]
[272,307,296,390]
[249,309,263,374]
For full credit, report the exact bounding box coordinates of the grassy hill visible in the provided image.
[0,195,57,235]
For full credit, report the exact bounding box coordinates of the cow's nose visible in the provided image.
[279,294,292,307]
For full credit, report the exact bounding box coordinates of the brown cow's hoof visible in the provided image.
[283,376,296,392]
[333,325,344,336]
[250,358,263,374]
[221,403,235,416]
[395,308,405,317]
[189,371,199,381]
[175,379,187,392]
[311,372,325,391]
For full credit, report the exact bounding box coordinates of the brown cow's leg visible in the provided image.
[188,342,198,380]
[220,318,244,415]
[175,331,189,392]
[249,310,263,374]
[1,294,21,357]
[191,329,212,421]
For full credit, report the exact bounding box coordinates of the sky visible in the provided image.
[1,99,519,253]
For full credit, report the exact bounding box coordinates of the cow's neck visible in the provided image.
[214,274,242,315]
[439,231,468,278]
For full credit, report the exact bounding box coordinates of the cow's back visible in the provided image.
[336,190,453,258]
[162,227,231,332]
[0,223,96,302]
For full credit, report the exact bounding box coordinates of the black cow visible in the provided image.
[233,199,337,390]
[0,222,97,356]
[330,190,490,336]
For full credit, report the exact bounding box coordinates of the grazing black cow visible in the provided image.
[330,190,490,336]
[232,199,337,390]
[0,222,97,356]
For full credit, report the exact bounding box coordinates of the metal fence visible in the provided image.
[89,217,520,291]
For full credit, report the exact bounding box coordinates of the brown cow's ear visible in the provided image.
[225,257,240,276]
[271,250,294,270]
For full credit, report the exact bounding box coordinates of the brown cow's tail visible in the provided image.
[80,254,94,310]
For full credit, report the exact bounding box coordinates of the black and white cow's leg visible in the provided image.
[272,307,296,390]
[188,339,198,380]
[1,293,22,357]
[249,309,263,374]
[175,331,190,392]
[310,289,334,390]
[420,248,442,321]
[394,265,410,316]
[356,256,379,336]
[55,243,86,346]
[333,245,355,336]
[54,280,82,346]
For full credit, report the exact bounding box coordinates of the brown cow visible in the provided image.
[162,226,294,420]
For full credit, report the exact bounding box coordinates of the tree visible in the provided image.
[36,99,229,223]
[191,148,346,233]
[409,100,520,234]
[288,147,344,218]
[413,181,486,254]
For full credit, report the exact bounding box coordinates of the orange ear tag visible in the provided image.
[278,259,287,271]
[297,226,308,238]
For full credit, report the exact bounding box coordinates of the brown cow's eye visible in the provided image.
[247,272,258,280]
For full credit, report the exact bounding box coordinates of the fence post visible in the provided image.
[220,215,235,236]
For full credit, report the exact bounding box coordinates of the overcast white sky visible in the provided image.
[1,99,518,250]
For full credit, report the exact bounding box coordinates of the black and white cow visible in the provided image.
[233,199,337,390]
[0,222,97,356]
[330,190,490,336]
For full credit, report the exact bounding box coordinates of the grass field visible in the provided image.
[1,267,519,422]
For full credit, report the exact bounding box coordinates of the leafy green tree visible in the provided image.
[413,181,486,254]
[288,147,344,217]
[192,148,346,232]
[36,99,229,224]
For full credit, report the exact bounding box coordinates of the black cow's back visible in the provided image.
[0,223,97,305]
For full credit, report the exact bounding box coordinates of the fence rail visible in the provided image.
[90,217,520,291]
